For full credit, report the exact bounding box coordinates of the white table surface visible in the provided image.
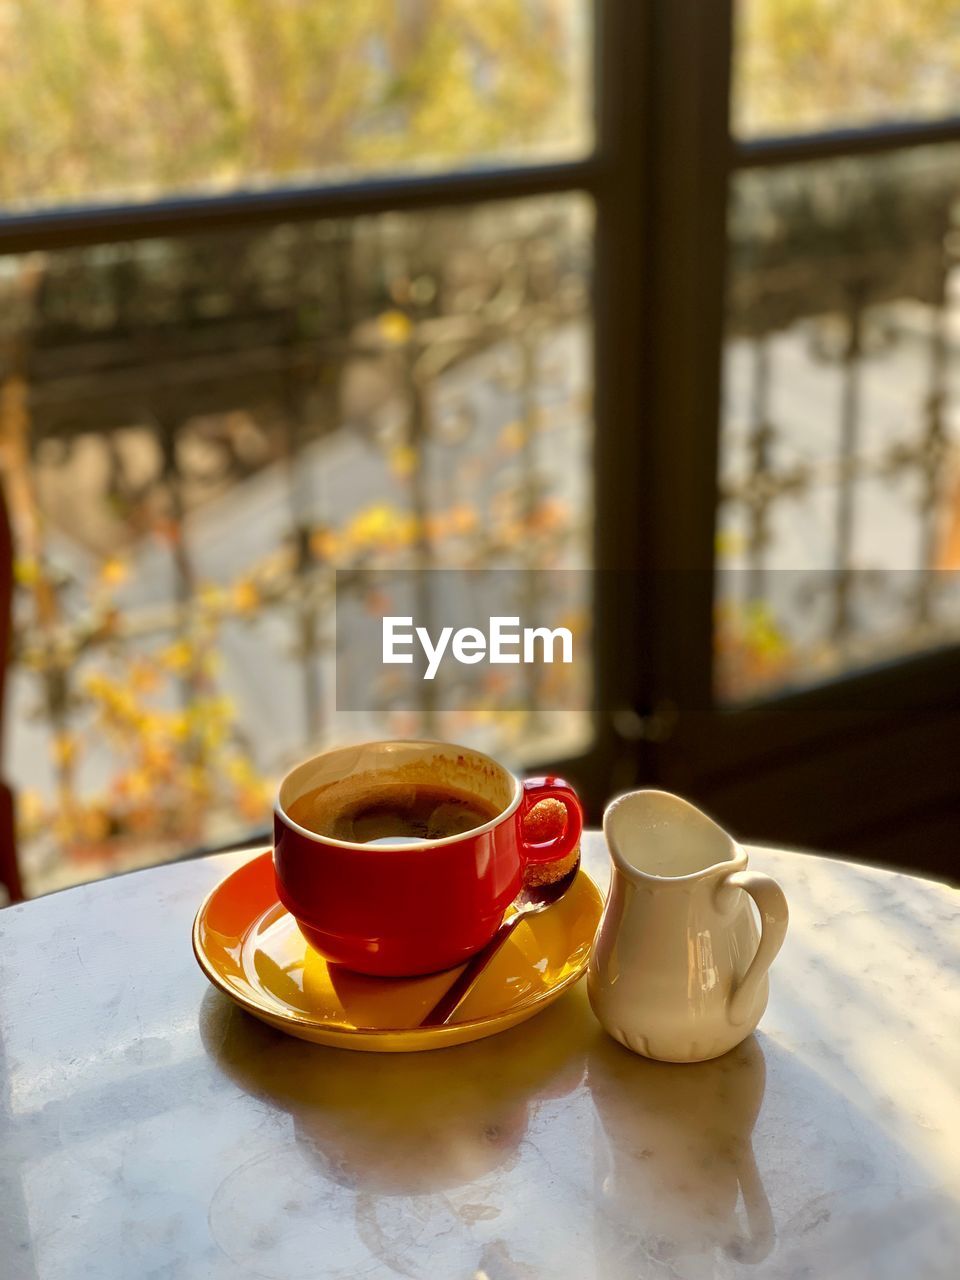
[1,834,958,1280]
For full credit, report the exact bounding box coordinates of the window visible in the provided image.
[3,1,959,895]
[1,5,599,895]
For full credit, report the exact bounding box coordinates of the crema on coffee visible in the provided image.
[287,781,501,845]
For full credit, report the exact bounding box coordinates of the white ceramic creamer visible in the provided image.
[588,790,788,1062]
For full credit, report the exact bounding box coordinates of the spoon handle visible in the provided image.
[419,913,524,1028]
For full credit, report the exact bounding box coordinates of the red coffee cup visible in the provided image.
[274,740,583,977]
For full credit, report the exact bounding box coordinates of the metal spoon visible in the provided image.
[419,855,581,1028]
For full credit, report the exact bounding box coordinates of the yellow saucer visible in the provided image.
[193,850,602,1052]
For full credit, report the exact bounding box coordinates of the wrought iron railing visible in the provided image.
[716,149,960,700]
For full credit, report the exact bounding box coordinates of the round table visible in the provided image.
[0,834,957,1279]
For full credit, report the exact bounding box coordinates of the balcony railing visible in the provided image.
[716,147,960,700]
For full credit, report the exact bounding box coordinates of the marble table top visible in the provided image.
[0,834,957,1280]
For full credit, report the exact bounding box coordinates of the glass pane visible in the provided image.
[1,195,594,893]
[735,1,960,135]
[0,1,592,211]
[716,146,960,701]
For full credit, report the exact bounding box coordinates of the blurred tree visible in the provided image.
[0,0,576,205]
[736,0,960,132]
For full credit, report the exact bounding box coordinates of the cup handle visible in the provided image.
[722,870,789,1026]
[517,776,583,866]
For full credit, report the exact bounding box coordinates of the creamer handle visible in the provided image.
[722,871,789,1027]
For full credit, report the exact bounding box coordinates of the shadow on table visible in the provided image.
[198,986,777,1277]
[587,1032,774,1270]
[198,984,591,1195]
[201,987,955,1278]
